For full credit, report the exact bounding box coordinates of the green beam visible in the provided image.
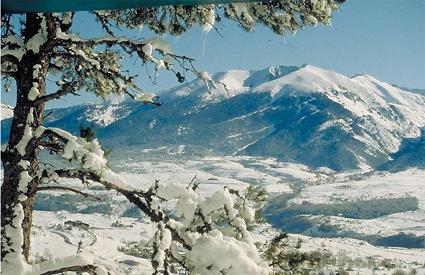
[3,0,263,14]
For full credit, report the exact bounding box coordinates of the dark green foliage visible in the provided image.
[261,233,321,274]
[79,124,96,142]
[99,1,342,36]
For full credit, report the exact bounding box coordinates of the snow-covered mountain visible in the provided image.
[2,65,425,170]
[379,128,425,171]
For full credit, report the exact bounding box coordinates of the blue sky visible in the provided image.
[2,0,424,108]
[161,0,425,88]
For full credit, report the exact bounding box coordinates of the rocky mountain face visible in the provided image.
[2,65,425,171]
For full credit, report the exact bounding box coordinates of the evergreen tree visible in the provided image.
[1,1,344,273]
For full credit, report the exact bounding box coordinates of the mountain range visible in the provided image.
[2,64,425,171]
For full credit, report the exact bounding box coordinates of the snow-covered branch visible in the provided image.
[34,126,269,273]
[1,3,345,273]
[1,34,25,64]
[30,253,110,275]
[39,264,97,275]
[34,79,80,104]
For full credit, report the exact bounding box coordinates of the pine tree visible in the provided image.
[1,1,343,273]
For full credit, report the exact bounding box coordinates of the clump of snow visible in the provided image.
[199,71,213,83]
[145,37,171,54]
[134,92,158,104]
[154,59,165,72]
[28,82,40,101]
[62,137,106,171]
[150,180,267,273]
[239,202,256,223]
[141,43,153,60]
[32,64,42,79]
[198,71,215,90]
[1,34,26,61]
[152,222,172,270]
[18,170,32,195]
[44,127,132,190]
[186,230,269,275]
[15,108,35,156]
[202,8,216,32]
[26,15,48,54]
[305,15,318,26]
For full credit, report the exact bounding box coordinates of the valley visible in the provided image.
[28,154,425,274]
[2,64,424,274]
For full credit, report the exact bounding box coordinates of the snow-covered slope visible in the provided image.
[265,168,425,249]
[28,155,425,274]
[84,104,132,126]
[2,65,424,170]
[149,64,425,170]
[379,128,425,171]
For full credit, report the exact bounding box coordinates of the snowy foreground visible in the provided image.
[30,155,425,274]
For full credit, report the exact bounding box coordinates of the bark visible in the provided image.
[40,264,97,275]
[1,14,52,262]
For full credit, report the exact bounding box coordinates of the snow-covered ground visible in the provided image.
[31,211,155,274]
[111,155,331,194]
[31,211,425,275]
[28,155,425,274]
[289,169,425,238]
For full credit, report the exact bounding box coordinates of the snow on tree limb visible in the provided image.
[32,254,109,275]
[1,2,344,273]
[29,126,296,274]
[93,1,342,36]
[2,1,343,102]
[34,79,80,104]
[39,265,97,275]
[33,127,269,273]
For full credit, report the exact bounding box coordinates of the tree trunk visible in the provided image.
[1,14,49,265]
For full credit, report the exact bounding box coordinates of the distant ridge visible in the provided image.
[2,65,425,171]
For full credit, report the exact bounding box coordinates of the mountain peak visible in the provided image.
[351,73,379,82]
[3,65,425,171]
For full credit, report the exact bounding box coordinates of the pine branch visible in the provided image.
[92,11,117,36]
[34,80,80,104]
[52,168,191,250]
[0,51,21,67]
[39,264,97,275]
[38,128,71,144]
